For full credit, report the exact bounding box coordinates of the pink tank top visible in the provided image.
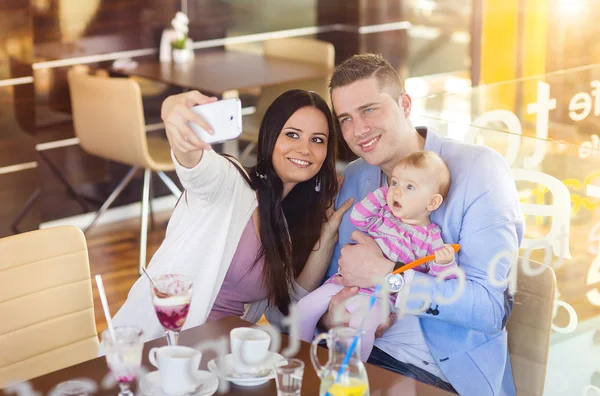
[206,217,268,322]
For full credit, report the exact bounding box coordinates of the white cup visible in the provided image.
[230,327,271,372]
[148,346,202,395]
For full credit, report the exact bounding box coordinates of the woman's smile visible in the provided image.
[287,157,313,168]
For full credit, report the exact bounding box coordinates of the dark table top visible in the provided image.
[112,50,331,97]
[3,317,454,395]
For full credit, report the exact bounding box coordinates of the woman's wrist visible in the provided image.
[317,233,338,254]
[298,238,336,292]
[173,149,203,169]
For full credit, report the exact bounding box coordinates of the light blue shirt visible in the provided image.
[327,128,523,396]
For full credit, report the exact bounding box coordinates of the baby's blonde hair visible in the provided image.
[395,151,451,198]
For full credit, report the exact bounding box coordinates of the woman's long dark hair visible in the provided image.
[227,89,338,315]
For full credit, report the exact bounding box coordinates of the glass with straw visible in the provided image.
[319,285,380,396]
[95,275,143,396]
[102,326,144,396]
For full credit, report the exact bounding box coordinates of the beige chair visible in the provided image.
[67,68,181,274]
[507,258,557,396]
[0,226,98,386]
[239,37,335,162]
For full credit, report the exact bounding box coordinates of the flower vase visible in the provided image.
[172,39,194,64]
[172,49,192,64]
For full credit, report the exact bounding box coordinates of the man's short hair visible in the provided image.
[396,151,451,198]
[329,53,404,100]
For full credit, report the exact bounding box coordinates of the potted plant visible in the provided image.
[170,12,193,64]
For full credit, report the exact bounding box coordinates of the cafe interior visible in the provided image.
[1,0,599,395]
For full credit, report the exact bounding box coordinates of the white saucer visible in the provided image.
[138,370,218,396]
[207,352,284,387]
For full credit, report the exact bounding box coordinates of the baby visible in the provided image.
[297,150,457,361]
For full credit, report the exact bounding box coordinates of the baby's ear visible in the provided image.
[427,194,443,212]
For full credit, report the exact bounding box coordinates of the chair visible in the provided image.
[0,226,98,386]
[507,258,557,396]
[67,68,182,274]
[239,37,335,162]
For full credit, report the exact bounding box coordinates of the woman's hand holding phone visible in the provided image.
[161,90,218,168]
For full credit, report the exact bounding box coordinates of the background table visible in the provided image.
[112,50,331,97]
[112,49,332,156]
[2,317,455,395]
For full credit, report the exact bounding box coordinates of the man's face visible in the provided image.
[331,77,412,170]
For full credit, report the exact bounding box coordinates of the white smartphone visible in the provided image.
[188,98,242,144]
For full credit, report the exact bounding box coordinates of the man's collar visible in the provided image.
[420,126,443,155]
[377,126,442,187]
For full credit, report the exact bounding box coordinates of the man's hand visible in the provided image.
[319,286,359,330]
[322,279,398,337]
[375,312,397,338]
[337,231,394,288]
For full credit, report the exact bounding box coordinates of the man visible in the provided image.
[321,54,523,395]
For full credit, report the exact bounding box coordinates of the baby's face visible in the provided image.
[386,165,439,222]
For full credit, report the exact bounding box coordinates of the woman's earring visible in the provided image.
[315,177,321,192]
[256,171,267,181]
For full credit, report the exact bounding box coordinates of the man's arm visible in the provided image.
[398,150,523,334]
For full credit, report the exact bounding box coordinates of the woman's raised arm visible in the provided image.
[161,91,247,204]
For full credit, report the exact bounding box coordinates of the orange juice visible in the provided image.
[320,377,368,396]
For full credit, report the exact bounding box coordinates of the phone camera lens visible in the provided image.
[229,115,234,120]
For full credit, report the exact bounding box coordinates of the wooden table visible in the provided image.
[112,50,331,97]
[3,317,454,395]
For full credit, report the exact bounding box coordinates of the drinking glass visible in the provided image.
[49,379,97,396]
[151,274,193,345]
[102,326,144,396]
[274,358,304,396]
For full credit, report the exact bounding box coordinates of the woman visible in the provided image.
[111,89,353,342]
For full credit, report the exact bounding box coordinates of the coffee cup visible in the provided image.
[229,327,271,372]
[148,345,202,395]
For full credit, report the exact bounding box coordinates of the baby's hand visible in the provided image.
[434,244,455,265]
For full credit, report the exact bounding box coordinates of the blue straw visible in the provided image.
[324,284,381,396]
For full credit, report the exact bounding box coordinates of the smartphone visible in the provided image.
[188,98,242,144]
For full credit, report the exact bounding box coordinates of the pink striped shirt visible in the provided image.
[350,187,456,277]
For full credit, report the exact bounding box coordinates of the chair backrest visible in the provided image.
[67,68,154,168]
[253,38,335,116]
[512,168,572,259]
[263,37,335,69]
[0,226,98,386]
[507,258,557,396]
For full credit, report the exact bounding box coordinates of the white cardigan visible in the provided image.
[111,149,308,343]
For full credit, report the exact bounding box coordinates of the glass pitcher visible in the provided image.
[310,327,370,396]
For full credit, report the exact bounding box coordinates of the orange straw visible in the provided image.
[392,244,461,275]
